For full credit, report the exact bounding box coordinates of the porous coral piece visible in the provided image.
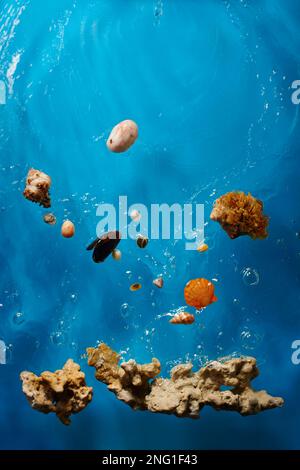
[20,359,93,425]
[87,343,160,410]
[23,168,52,208]
[148,357,282,417]
[87,343,283,419]
[210,191,269,239]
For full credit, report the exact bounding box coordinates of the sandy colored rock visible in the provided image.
[210,191,269,240]
[87,343,160,410]
[87,343,283,418]
[43,213,56,225]
[23,168,52,208]
[20,359,93,425]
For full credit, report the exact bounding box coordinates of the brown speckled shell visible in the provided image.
[170,312,195,325]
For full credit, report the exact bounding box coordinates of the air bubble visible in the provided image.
[240,327,262,350]
[120,303,135,319]
[50,331,65,346]
[242,267,259,286]
[13,312,25,325]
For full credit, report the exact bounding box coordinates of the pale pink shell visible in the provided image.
[107,120,138,153]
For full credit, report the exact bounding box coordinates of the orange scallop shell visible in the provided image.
[170,312,195,325]
[184,278,217,309]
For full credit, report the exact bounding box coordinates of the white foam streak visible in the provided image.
[6,51,21,94]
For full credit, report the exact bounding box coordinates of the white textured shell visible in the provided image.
[107,120,138,153]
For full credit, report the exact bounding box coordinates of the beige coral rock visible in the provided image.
[87,343,283,418]
[210,191,269,239]
[20,359,93,425]
[23,168,52,208]
[87,343,160,410]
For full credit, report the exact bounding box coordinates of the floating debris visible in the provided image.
[184,278,217,309]
[112,249,122,261]
[107,119,138,153]
[170,312,195,325]
[197,243,208,253]
[87,231,121,263]
[130,209,141,222]
[210,191,269,240]
[61,220,75,238]
[20,360,93,425]
[43,213,56,225]
[13,312,25,325]
[136,235,148,249]
[153,277,163,288]
[87,343,284,418]
[130,283,142,292]
[23,168,51,208]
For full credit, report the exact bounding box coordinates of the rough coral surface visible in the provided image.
[20,359,93,425]
[210,191,269,239]
[23,168,52,208]
[87,343,160,410]
[87,343,283,418]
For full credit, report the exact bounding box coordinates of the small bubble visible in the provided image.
[120,303,129,317]
[13,312,25,325]
[120,303,135,319]
[242,267,259,286]
[240,327,262,350]
[50,331,65,346]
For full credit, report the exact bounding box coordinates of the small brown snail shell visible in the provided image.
[169,312,195,325]
[136,235,148,249]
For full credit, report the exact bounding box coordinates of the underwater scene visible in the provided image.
[0,0,300,451]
